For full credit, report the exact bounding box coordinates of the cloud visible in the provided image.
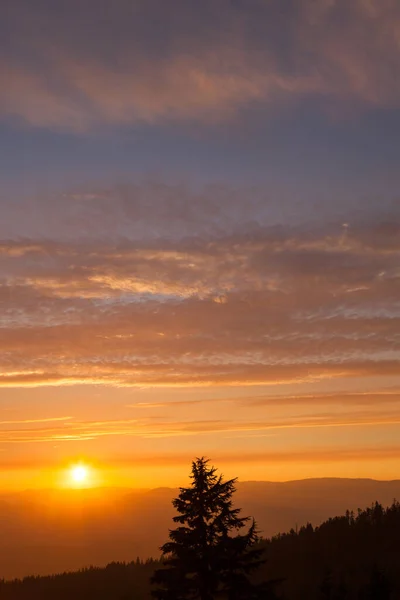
[2,406,400,444]
[0,416,73,425]
[4,444,400,471]
[1,0,400,130]
[120,444,400,467]
[1,191,399,388]
[128,388,400,409]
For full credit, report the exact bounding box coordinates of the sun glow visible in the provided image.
[71,465,88,483]
[68,463,92,487]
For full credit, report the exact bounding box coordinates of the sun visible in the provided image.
[70,464,89,486]
[71,465,88,483]
[59,461,101,489]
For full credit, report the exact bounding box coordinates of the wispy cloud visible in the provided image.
[3,444,400,470]
[0,416,73,425]
[2,0,400,130]
[128,389,400,409]
[2,407,400,444]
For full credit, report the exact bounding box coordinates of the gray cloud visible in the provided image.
[2,0,400,129]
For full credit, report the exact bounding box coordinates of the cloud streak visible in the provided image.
[2,407,400,444]
[2,0,400,130]
[129,389,400,410]
[4,445,400,471]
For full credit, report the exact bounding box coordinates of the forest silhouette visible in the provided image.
[1,458,399,599]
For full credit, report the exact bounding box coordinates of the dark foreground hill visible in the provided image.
[1,477,400,579]
[1,501,400,600]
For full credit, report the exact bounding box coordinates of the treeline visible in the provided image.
[0,560,159,600]
[260,500,400,599]
[1,501,399,599]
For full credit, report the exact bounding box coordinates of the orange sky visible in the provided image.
[1,0,400,491]
[2,374,400,490]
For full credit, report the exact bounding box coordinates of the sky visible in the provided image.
[1,0,400,490]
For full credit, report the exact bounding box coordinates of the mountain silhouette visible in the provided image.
[1,478,400,579]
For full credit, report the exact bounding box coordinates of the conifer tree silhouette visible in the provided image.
[365,565,391,600]
[151,457,277,600]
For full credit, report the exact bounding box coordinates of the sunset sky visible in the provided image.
[1,0,400,490]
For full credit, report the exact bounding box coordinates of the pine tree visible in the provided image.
[319,569,334,600]
[151,457,277,600]
[365,565,391,600]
